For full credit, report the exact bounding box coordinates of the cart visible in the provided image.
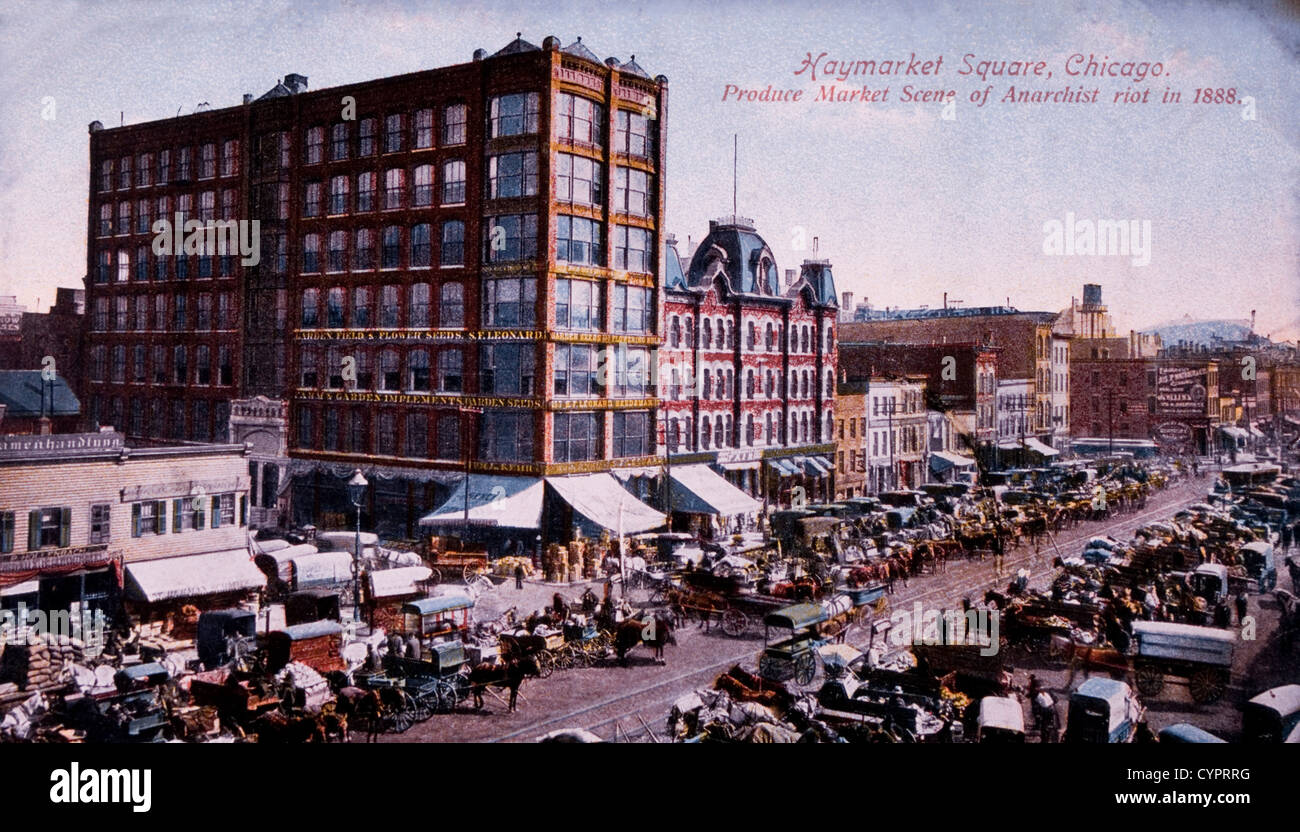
[382,640,474,720]
[424,535,492,583]
[552,620,613,669]
[399,593,475,640]
[1129,620,1235,704]
[498,630,559,678]
[757,604,828,686]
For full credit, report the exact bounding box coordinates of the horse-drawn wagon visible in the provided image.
[1129,620,1235,704]
[423,535,492,584]
[757,604,827,686]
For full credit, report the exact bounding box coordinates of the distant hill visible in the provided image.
[1143,316,1253,347]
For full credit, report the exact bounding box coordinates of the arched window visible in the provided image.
[745,413,755,446]
[702,318,712,349]
[669,316,680,348]
[684,317,693,348]
[765,413,773,444]
[716,318,725,348]
[765,322,774,351]
[439,282,463,328]
[701,415,711,449]
[725,320,735,349]
[702,368,712,401]
[714,418,724,448]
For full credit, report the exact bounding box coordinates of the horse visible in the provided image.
[468,655,541,713]
[613,612,676,666]
[1051,636,1132,684]
[350,688,385,742]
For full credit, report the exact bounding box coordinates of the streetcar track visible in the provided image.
[487,482,1207,742]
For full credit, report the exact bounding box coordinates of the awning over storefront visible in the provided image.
[719,459,761,471]
[0,580,39,597]
[610,466,661,482]
[368,565,433,599]
[292,551,354,587]
[419,475,545,529]
[802,456,832,476]
[1023,438,1060,456]
[545,473,666,534]
[930,450,977,472]
[1219,426,1248,442]
[668,464,763,517]
[124,549,266,603]
[767,458,799,477]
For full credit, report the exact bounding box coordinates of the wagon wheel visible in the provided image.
[568,646,592,669]
[873,596,890,617]
[535,650,555,679]
[462,563,484,583]
[426,567,442,585]
[433,679,458,713]
[794,652,818,686]
[406,693,432,723]
[715,563,733,578]
[720,608,749,638]
[551,647,573,671]
[1189,668,1229,704]
[1134,663,1165,697]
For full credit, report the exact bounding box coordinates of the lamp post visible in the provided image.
[347,469,368,623]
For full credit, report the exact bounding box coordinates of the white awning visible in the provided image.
[368,565,433,599]
[669,464,763,517]
[420,475,545,529]
[930,450,976,472]
[1220,426,1248,441]
[1,580,39,597]
[1023,438,1060,456]
[292,551,354,587]
[545,473,666,534]
[719,459,761,471]
[611,466,661,482]
[125,549,266,603]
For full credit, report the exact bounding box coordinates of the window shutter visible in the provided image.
[59,508,71,548]
[132,503,142,538]
[211,496,220,528]
[240,495,248,526]
[28,510,41,550]
[173,500,182,533]
[156,501,167,534]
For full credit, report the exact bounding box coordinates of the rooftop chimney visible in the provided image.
[242,93,253,104]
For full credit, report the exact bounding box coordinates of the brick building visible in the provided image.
[83,35,671,540]
[659,219,839,506]
[0,289,85,396]
[1070,357,1221,455]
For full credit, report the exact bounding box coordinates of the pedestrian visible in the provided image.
[1235,591,1248,625]
[514,564,525,590]
[992,532,1004,578]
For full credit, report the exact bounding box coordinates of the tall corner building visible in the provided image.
[83,35,669,538]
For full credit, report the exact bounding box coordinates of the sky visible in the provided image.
[0,0,1296,338]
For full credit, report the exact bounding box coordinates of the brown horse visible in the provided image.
[614,613,676,666]
[468,655,541,712]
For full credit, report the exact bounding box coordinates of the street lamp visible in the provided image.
[347,468,368,623]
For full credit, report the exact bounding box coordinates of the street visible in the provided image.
[380,475,1295,743]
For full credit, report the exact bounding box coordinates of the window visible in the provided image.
[99,203,112,237]
[197,293,212,329]
[483,214,538,263]
[490,92,540,137]
[439,282,463,327]
[136,199,151,234]
[130,502,165,538]
[353,228,375,270]
[413,164,434,206]
[331,123,349,160]
[173,345,188,383]
[380,285,399,327]
[219,346,233,385]
[381,226,401,268]
[383,168,405,210]
[177,147,192,181]
[613,411,649,457]
[440,221,465,266]
[488,151,538,198]
[300,287,319,327]
[442,104,466,145]
[436,413,459,459]
[553,412,600,462]
[359,118,377,156]
[297,407,314,448]
[135,296,148,330]
[555,93,602,146]
[437,349,463,392]
[172,293,187,329]
[612,284,651,333]
[328,231,347,273]
[303,181,321,217]
[357,171,376,212]
[413,108,434,149]
[411,224,431,268]
[306,127,324,164]
[117,202,130,235]
[153,297,167,332]
[614,167,650,216]
[378,411,397,455]
[111,345,126,383]
[408,349,430,391]
[553,344,598,396]
[616,109,655,158]
[556,216,603,265]
[409,282,430,327]
[195,344,211,384]
[349,409,369,451]
[221,139,239,177]
[405,412,428,458]
[555,279,602,331]
[479,410,533,462]
[119,156,132,189]
[379,349,400,390]
[482,276,536,326]
[302,233,321,273]
[326,287,345,327]
[353,350,372,389]
[200,143,216,178]
[612,347,649,397]
[555,153,602,206]
[479,343,535,395]
[614,225,652,272]
[442,160,465,204]
[99,160,113,193]
[329,175,349,214]
[384,113,404,153]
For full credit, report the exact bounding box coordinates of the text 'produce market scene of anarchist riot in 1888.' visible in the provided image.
[0,0,1297,748]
